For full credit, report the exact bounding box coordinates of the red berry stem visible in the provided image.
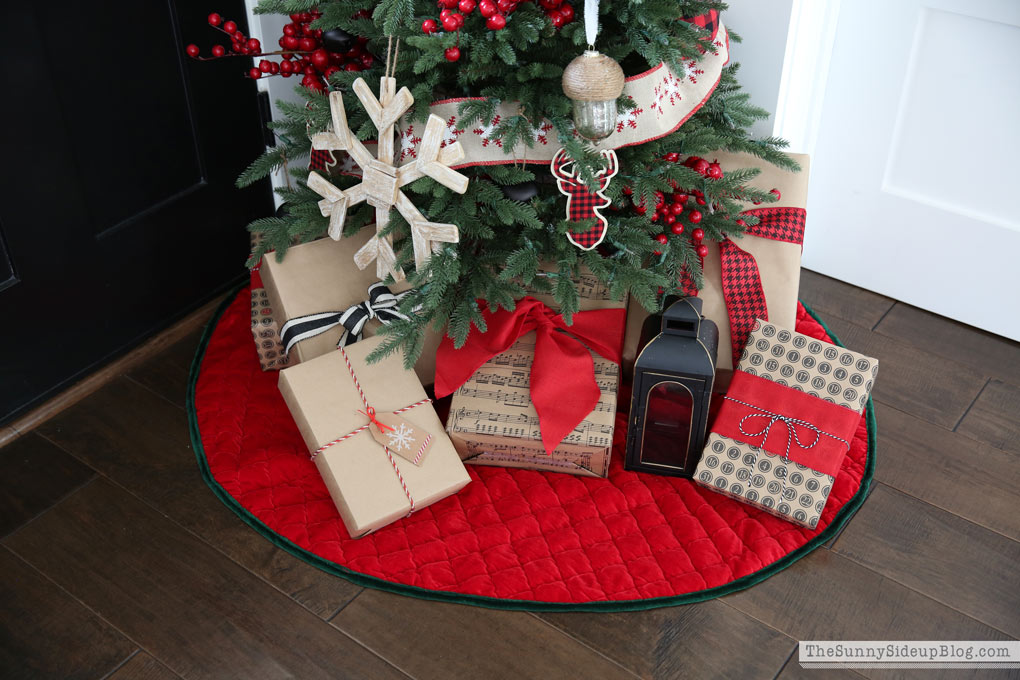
[188,49,310,61]
[188,9,363,88]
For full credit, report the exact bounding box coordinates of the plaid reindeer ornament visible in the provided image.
[551,148,619,250]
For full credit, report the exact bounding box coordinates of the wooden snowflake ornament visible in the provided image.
[308,77,469,282]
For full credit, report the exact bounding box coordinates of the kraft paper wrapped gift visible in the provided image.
[444,271,625,478]
[693,320,878,529]
[278,335,471,538]
[259,228,442,384]
[623,151,810,377]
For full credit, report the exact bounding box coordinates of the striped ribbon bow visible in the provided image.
[279,282,410,356]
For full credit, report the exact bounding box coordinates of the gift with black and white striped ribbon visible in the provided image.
[279,282,410,356]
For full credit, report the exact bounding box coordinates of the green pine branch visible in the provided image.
[237,0,799,366]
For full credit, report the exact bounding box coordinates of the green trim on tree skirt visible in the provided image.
[187,285,876,612]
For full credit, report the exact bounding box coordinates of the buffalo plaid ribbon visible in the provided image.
[564,187,607,250]
[742,206,807,245]
[309,149,335,172]
[718,207,807,366]
[682,9,720,40]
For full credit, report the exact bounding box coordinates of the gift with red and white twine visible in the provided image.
[278,335,470,538]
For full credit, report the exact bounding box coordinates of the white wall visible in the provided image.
[720,0,795,139]
[243,4,308,205]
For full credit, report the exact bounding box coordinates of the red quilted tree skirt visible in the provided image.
[188,287,875,611]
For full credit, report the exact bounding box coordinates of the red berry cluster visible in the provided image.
[423,0,505,63]
[185,9,372,92]
[423,0,573,62]
[634,155,784,258]
[752,187,781,205]
[674,153,724,179]
[537,0,575,29]
[634,154,721,256]
[187,13,262,62]
[279,10,374,90]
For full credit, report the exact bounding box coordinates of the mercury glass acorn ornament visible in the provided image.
[562,50,625,141]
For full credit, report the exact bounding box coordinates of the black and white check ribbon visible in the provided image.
[279,282,410,356]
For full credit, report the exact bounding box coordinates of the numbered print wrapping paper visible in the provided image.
[694,320,878,528]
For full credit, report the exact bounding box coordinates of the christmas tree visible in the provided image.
[234,0,798,367]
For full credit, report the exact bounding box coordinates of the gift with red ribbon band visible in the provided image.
[436,296,626,456]
[694,319,878,529]
[711,371,856,479]
[278,334,470,538]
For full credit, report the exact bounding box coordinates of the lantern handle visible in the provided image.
[661,297,704,338]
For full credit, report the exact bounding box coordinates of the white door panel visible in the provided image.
[724,0,795,138]
[241,6,307,204]
[797,0,1020,339]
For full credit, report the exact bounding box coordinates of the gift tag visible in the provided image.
[364,409,433,465]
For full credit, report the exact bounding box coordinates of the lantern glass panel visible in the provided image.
[639,380,695,468]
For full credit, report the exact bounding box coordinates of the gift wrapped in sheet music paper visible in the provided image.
[440,272,627,478]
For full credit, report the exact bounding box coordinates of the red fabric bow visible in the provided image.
[435,297,625,454]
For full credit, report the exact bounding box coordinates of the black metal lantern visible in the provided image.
[625,297,719,477]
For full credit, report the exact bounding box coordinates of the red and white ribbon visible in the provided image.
[311,13,729,173]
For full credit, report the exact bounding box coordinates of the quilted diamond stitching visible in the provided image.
[194,289,870,605]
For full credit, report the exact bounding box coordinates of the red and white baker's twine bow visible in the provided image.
[723,395,850,501]
[723,396,850,460]
[311,346,432,515]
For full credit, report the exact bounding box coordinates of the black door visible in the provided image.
[0,1,273,422]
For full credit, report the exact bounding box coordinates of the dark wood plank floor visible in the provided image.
[2,269,1018,680]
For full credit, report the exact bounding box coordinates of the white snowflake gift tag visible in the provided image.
[363,408,433,466]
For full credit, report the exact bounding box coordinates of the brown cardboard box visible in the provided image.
[259,228,442,384]
[693,320,878,528]
[445,272,625,478]
[623,152,810,377]
[278,335,471,538]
